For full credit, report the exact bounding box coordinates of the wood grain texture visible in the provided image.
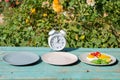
[0,47,120,80]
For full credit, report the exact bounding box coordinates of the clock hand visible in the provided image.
[58,39,60,43]
[56,36,59,43]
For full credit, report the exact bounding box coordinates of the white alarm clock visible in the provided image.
[48,29,66,51]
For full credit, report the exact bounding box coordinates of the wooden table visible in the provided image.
[0,47,120,80]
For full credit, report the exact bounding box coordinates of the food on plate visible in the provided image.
[87,52,112,64]
[86,54,98,61]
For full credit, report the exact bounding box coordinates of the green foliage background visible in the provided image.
[0,0,120,48]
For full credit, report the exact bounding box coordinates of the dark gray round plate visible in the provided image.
[3,52,40,65]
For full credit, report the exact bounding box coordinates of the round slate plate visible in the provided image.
[79,53,116,66]
[41,52,78,65]
[3,52,40,66]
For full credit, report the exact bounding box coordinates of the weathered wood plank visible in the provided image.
[0,72,120,80]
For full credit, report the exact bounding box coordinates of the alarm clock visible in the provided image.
[48,29,66,51]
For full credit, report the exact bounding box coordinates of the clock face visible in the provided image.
[49,35,66,51]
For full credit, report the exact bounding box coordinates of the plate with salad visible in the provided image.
[79,51,116,66]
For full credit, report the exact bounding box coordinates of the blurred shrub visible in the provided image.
[0,0,22,13]
[0,0,120,48]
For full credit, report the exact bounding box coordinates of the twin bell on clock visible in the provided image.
[48,29,66,51]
